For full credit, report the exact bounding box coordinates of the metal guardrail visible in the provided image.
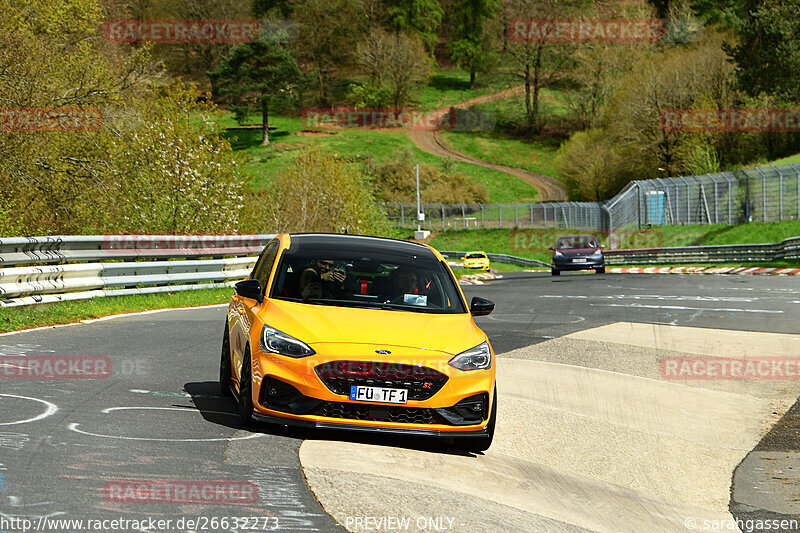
[0,235,275,308]
[441,237,800,268]
[604,236,800,265]
[0,235,273,267]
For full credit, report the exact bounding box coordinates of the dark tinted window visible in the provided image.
[556,236,598,250]
[269,239,466,314]
[252,240,279,292]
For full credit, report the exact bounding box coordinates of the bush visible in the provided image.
[364,150,488,204]
[251,146,388,235]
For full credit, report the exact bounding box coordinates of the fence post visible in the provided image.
[793,164,800,220]
[636,183,642,229]
[755,167,768,222]
[514,203,519,227]
[459,203,466,228]
[498,203,503,229]
[441,203,446,230]
[530,204,534,228]
[480,204,485,228]
[773,165,784,221]
[400,204,405,227]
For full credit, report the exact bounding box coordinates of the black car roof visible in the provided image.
[286,233,436,258]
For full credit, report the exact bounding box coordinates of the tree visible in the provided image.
[447,0,501,87]
[605,35,737,177]
[564,44,631,130]
[254,146,387,234]
[354,29,433,109]
[384,0,444,52]
[556,129,630,202]
[293,0,363,105]
[503,0,577,133]
[209,33,305,145]
[729,0,800,103]
[112,85,248,234]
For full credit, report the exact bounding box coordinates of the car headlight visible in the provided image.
[449,341,492,371]
[260,325,315,358]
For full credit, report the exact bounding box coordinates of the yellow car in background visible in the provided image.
[221,234,498,452]
[462,251,490,270]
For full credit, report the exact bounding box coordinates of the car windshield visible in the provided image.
[269,242,466,314]
[556,236,598,250]
[465,253,486,259]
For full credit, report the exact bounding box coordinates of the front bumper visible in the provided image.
[250,343,495,436]
[552,256,604,271]
[252,413,491,438]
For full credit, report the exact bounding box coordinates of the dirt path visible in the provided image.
[409,86,568,202]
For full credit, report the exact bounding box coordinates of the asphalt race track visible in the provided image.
[1,272,798,532]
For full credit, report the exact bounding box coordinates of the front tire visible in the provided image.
[455,388,497,453]
[220,321,232,397]
[238,348,254,427]
[551,268,560,276]
[596,267,605,274]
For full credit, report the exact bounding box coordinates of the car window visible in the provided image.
[252,240,279,293]
[557,237,598,249]
[466,253,485,259]
[269,244,466,314]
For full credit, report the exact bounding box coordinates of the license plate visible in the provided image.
[349,385,408,404]
[572,258,587,263]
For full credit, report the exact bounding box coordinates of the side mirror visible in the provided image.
[235,279,263,303]
[600,245,606,249]
[470,296,495,317]
[548,246,555,251]
[461,256,466,261]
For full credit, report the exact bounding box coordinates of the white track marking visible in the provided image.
[68,406,262,442]
[0,394,58,426]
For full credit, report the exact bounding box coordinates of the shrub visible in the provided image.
[252,146,388,235]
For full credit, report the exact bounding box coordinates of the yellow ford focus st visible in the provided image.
[221,234,497,451]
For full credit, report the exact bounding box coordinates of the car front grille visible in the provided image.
[310,401,450,425]
[314,361,449,401]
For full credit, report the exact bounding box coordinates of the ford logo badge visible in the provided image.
[375,349,391,355]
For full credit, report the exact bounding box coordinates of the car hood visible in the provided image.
[260,299,485,356]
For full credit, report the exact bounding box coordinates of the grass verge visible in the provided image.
[0,288,233,334]
[222,114,539,202]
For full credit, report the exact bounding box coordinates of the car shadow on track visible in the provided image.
[184,381,482,457]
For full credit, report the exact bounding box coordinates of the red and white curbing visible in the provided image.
[523,267,800,276]
[610,266,800,275]
[459,272,504,285]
